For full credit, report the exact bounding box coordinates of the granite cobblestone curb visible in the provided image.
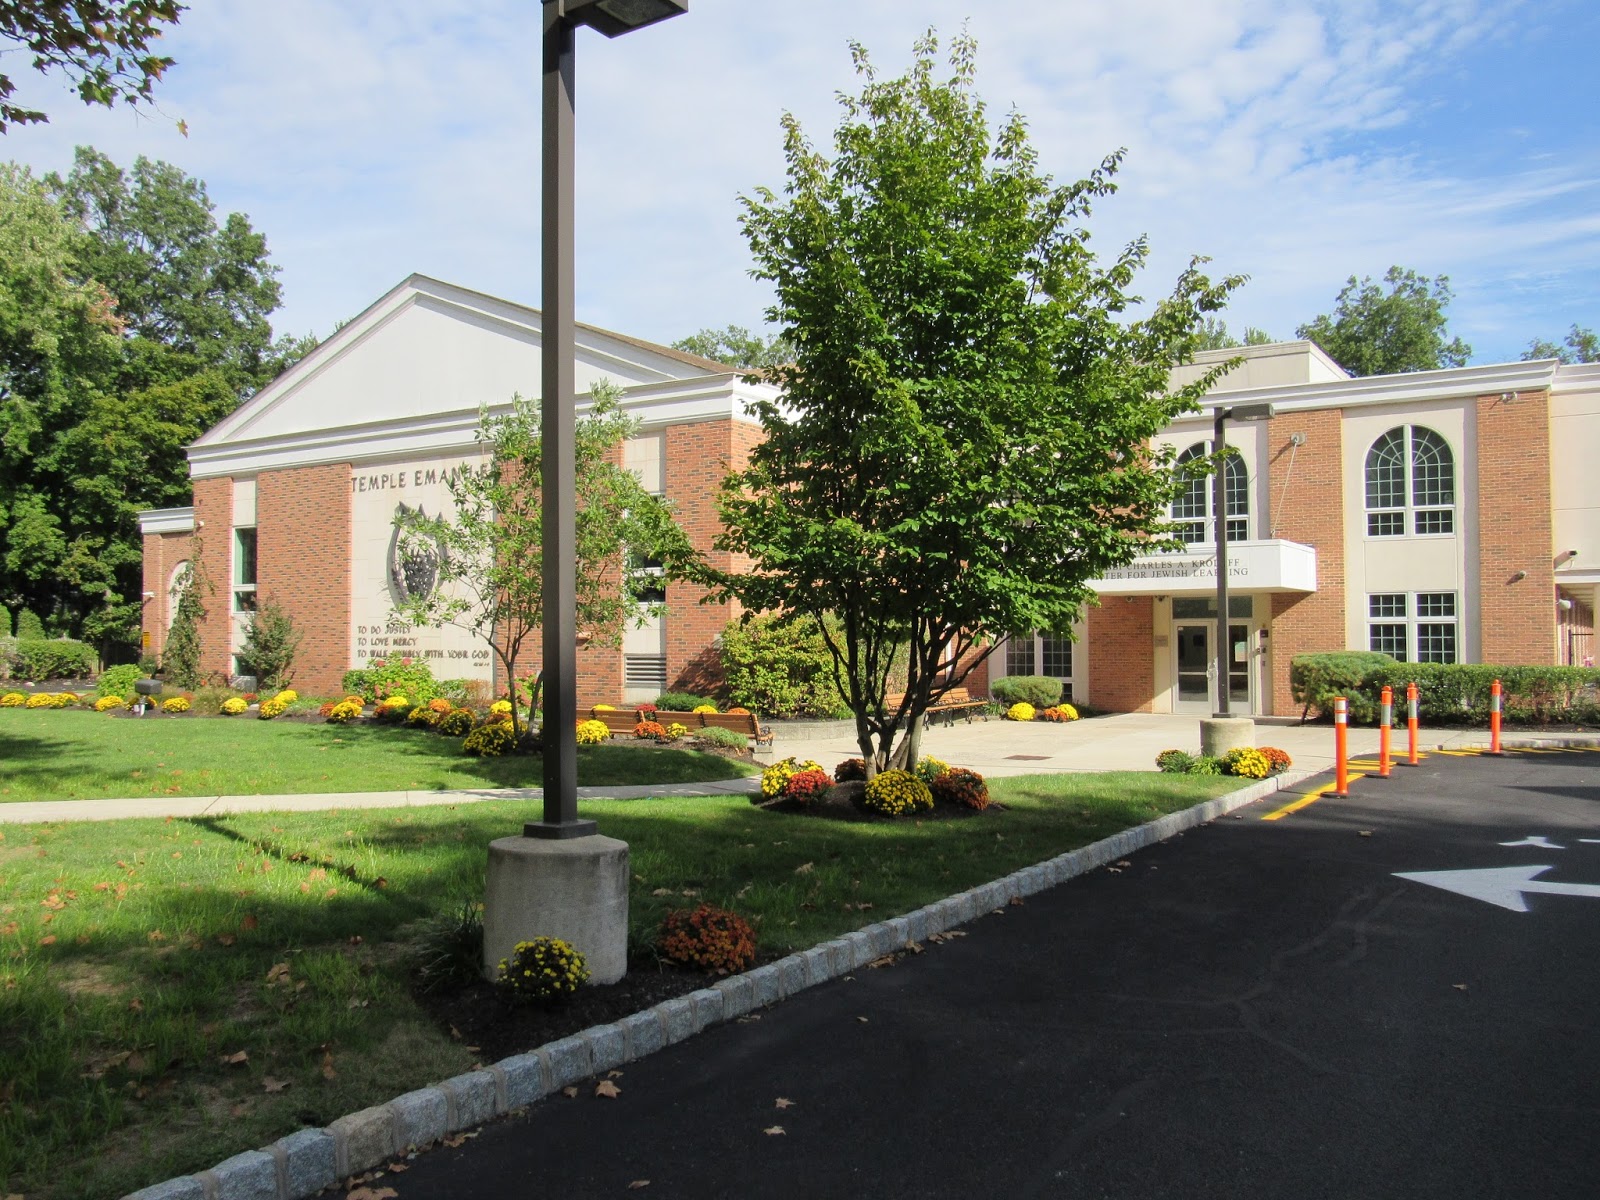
[123,769,1311,1200]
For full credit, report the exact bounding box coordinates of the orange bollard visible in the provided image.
[1377,685,1392,778]
[1406,681,1420,766]
[1488,678,1504,756]
[1332,695,1350,796]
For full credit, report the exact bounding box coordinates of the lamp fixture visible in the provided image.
[1510,570,1528,583]
[557,0,686,37]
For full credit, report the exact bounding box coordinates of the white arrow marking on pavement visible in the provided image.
[1498,835,1565,849]
[1394,865,1600,912]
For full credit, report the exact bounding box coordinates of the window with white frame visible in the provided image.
[1368,591,1458,663]
[233,528,258,613]
[1365,426,1455,537]
[1004,630,1073,700]
[1171,444,1247,544]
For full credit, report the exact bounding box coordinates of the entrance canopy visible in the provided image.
[1089,539,1317,597]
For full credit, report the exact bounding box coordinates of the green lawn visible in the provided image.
[0,771,1242,1199]
[0,709,755,802]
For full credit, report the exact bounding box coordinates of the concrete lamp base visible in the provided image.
[1200,717,1256,759]
[482,833,630,986]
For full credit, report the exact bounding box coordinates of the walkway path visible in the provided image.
[0,713,1527,825]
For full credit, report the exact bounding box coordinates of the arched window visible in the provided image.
[1365,426,1454,536]
[1171,443,1247,545]
[166,561,190,631]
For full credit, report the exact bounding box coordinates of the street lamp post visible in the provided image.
[1210,401,1274,718]
[526,0,688,839]
[482,0,686,986]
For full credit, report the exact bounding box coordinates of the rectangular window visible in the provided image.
[1367,592,1458,663]
[1005,634,1033,678]
[1040,633,1073,682]
[1413,509,1454,536]
[1367,511,1405,538]
[1173,596,1254,621]
[1005,631,1073,700]
[233,528,258,613]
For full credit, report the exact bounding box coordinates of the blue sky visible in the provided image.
[4,0,1597,365]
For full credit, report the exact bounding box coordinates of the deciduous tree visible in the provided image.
[0,1,185,131]
[394,381,686,737]
[684,32,1241,775]
[1522,325,1598,364]
[1296,266,1470,376]
[672,325,794,372]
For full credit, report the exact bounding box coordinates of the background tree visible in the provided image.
[0,161,122,635]
[683,32,1241,775]
[0,148,311,654]
[394,381,686,737]
[0,1,185,131]
[672,325,794,371]
[1296,266,1470,375]
[1522,324,1598,364]
[1194,317,1272,350]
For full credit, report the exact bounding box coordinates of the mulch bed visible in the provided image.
[415,956,722,1063]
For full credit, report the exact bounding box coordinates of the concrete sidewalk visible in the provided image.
[0,712,1520,825]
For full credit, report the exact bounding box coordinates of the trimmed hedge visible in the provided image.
[1292,654,1600,724]
[990,674,1064,708]
[13,638,97,681]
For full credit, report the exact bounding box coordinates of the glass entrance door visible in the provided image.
[1173,622,1251,713]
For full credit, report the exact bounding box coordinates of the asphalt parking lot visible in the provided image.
[394,747,1600,1199]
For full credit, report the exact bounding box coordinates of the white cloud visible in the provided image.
[2,0,1594,361]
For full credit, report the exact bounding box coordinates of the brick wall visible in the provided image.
[140,529,195,661]
[191,477,234,682]
[1477,390,1557,664]
[1265,409,1346,714]
[1084,597,1155,712]
[662,418,759,696]
[257,464,352,695]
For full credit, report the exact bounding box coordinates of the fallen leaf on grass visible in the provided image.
[449,1025,463,1041]
[39,934,57,946]
[628,1181,651,1190]
[345,1188,397,1200]
[650,888,673,897]
[764,1125,786,1136]
[774,1097,794,1109]
[321,1052,337,1080]
[215,933,236,947]
[561,1086,579,1098]
[348,998,369,1009]
[230,1102,250,1118]
[265,962,291,985]
[221,1050,249,1065]
[793,862,814,875]
[595,1079,621,1098]
[128,997,143,1013]
[263,1076,290,1093]
[241,914,259,931]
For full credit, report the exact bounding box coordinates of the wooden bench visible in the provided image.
[883,686,990,726]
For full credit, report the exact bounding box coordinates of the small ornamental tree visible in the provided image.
[678,32,1241,776]
[162,553,209,689]
[393,380,685,737]
[238,595,302,690]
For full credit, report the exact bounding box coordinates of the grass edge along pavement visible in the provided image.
[118,768,1314,1200]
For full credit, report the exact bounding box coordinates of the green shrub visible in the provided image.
[1190,755,1225,776]
[409,899,485,995]
[237,597,303,690]
[655,691,713,712]
[97,664,143,700]
[15,609,46,641]
[344,655,439,705]
[435,678,472,703]
[692,725,747,750]
[991,674,1064,708]
[1155,749,1194,773]
[1290,656,1600,725]
[14,639,96,680]
[1289,651,1397,722]
[719,611,848,718]
[0,608,10,637]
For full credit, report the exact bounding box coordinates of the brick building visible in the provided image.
[141,277,1600,714]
